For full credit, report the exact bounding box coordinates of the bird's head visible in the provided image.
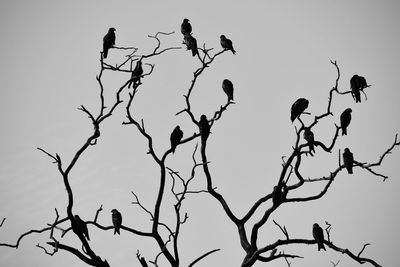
[313,223,318,228]
[109,28,116,32]
[183,18,189,23]
[346,108,352,113]
[111,209,118,214]
[175,125,180,130]
[344,148,350,153]
[220,35,226,39]
[200,114,207,121]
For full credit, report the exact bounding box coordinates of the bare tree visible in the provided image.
[0,23,399,267]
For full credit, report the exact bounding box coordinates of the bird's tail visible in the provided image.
[342,127,347,135]
[103,49,108,59]
[232,48,236,55]
[318,242,326,251]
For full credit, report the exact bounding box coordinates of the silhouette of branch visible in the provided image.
[325,221,332,242]
[131,191,154,220]
[273,220,289,240]
[188,248,221,267]
[0,217,68,248]
[93,205,103,223]
[137,251,149,267]
[331,260,340,266]
[0,218,5,227]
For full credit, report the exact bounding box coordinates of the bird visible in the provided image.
[198,115,210,143]
[222,79,234,102]
[181,18,192,36]
[74,215,90,241]
[350,75,362,103]
[343,148,354,174]
[183,34,198,57]
[358,75,368,90]
[290,98,309,122]
[111,209,122,235]
[103,28,116,59]
[340,108,352,135]
[128,60,143,88]
[303,127,315,155]
[170,126,183,153]
[220,35,236,54]
[312,223,326,251]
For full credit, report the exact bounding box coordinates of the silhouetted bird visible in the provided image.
[290,98,309,123]
[222,79,234,102]
[312,223,326,251]
[170,126,183,153]
[343,148,354,174]
[350,75,362,103]
[198,115,210,143]
[340,108,352,136]
[103,28,116,59]
[111,209,122,235]
[181,18,192,36]
[128,60,143,88]
[220,35,236,54]
[74,215,90,241]
[183,34,198,57]
[303,127,315,155]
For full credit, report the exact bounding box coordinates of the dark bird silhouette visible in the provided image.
[198,115,210,143]
[128,60,143,88]
[170,126,183,153]
[111,209,122,235]
[312,223,326,251]
[222,79,234,102]
[181,18,192,36]
[103,28,116,59]
[290,98,309,122]
[303,127,315,155]
[74,215,90,241]
[343,148,354,174]
[350,75,362,103]
[220,35,236,54]
[340,108,352,135]
[183,34,198,57]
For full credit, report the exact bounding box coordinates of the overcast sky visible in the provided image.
[1,1,400,267]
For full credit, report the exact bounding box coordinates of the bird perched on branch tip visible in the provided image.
[290,98,309,123]
[103,27,116,59]
[222,79,234,102]
[220,35,236,54]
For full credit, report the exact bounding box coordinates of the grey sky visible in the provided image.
[1,1,400,266]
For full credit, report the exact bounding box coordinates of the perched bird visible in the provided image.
[128,60,143,88]
[343,148,354,174]
[220,35,236,54]
[170,126,183,153]
[340,108,352,136]
[290,98,309,123]
[111,209,122,235]
[74,215,90,241]
[181,18,192,36]
[358,76,368,90]
[350,75,362,103]
[183,34,198,57]
[198,115,210,143]
[312,223,326,251]
[103,28,116,59]
[303,127,315,155]
[222,79,234,102]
